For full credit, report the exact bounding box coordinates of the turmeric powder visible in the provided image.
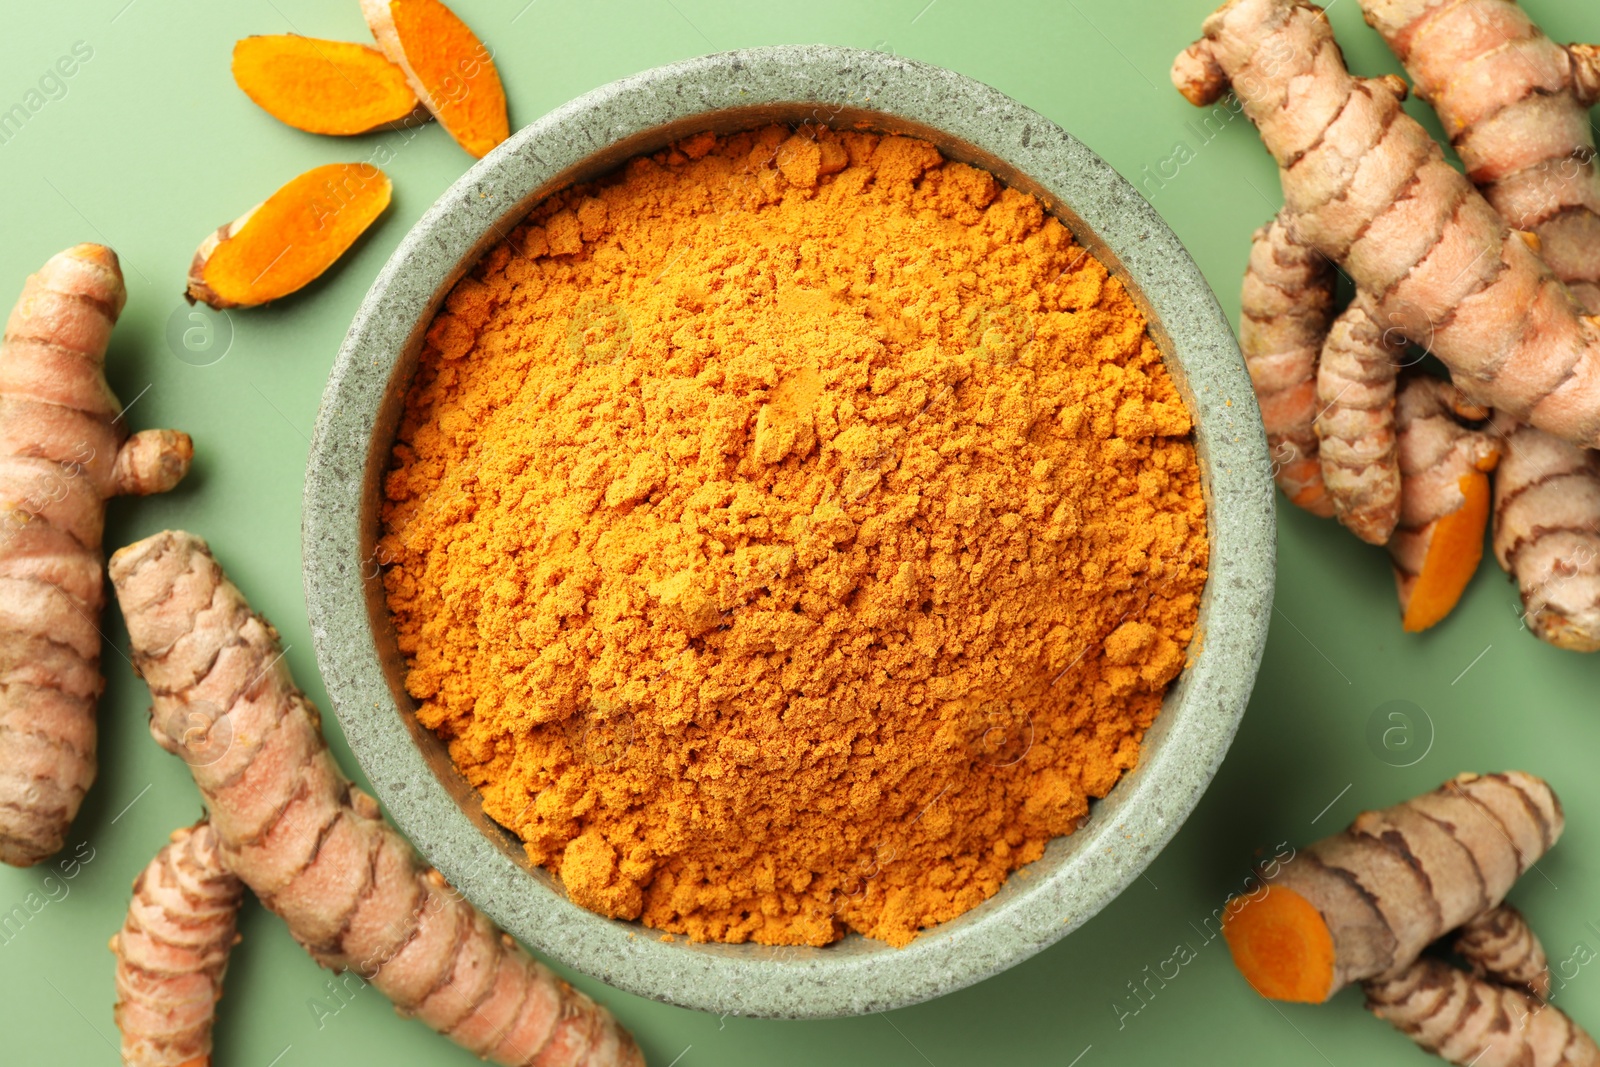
[380,126,1208,947]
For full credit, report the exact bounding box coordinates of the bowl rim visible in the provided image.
[304,43,1274,1019]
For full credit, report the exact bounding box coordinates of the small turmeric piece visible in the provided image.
[360,0,508,158]
[1455,904,1551,1000]
[110,822,242,1067]
[1389,375,1500,632]
[1240,213,1337,516]
[1221,771,1561,1004]
[0,244,192,868]
[186,162,391,309]
[110,531,641,1067]
[1315,301,1403,544]
[1493,422,1600,651]
[1366,958,1600,1067]
[232,35,421,136]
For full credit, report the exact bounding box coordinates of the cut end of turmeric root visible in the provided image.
[232,35,421,136]
[1222,886,1337,1003]
[361,0,508,158]
[186,163,391,309]
[1401,470,1492,633]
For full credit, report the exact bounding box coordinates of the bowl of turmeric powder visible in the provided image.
[304,45,1273,1017]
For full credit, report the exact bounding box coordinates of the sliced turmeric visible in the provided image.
[1222,772,1561,1004]
[232,35,420,136]
[1389,375,1500,633]
[360,0,508,158]
[186,163,391,310]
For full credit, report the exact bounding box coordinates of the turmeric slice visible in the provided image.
[232,35,420,136]
[360,0,508,158]
[1222,772,1562,1004]
[1388,375,1501,633]
[186,163,391,310]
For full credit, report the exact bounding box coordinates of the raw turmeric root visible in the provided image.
[0,244,192,867]
[1174,0,1600,450]
[360,0,508,158]
[1221,771,1560,1003]
[1390,375,1500,632]
[1455,904,1550,999]
[1315,300,1404,543]
[1493,422,1600,651]
[186,163,391,310]
[110,821,242,1067]
[1355,0,1600,313]
[1240,213,1338,515]
[110,531,642,1067]
[232,35,421,136]
[1365,958,1600,1067]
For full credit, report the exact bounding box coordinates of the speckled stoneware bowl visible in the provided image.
[304,44,1273,1019]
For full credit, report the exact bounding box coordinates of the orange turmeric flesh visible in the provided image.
[1222,886,1337,1003]
[232,36,419,136]
[186,163,391,309]
[363,0,508,158]
[1402,471,1491,633]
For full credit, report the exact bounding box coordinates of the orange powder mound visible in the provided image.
[379,125,1209,948]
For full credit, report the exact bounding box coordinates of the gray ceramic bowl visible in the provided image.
[304,45,1273,1019]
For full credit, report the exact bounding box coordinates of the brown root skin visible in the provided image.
[185,164,391,310]
[1365,958,1600,1067]
[1455,904,1551,1000]
[1388,375,1500,632]
[232,34,424,136]
[1241,214,1338,516]
[1315,300,1403,543]
[360,0,508,158]
[111,821,242,1067]
[1221,772,1562,1003]
[1492,421,1600,651]
[110,530,642,1067]
[0,244,191,867]
[1178,0,1600,448]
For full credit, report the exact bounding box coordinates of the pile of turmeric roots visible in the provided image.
[189,0,509,310]
[1176,0,1600,650]
[0,249,642,1065]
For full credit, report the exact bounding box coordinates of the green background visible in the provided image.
[2,1,1598,1064]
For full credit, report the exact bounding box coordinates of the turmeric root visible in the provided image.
[1455,904,1551,999]
[360,0,508,158]
[1365,958,1599,1067]
[186,163,391,310]
[1356,0,1600,313]
[232,35,421,136]
[1174,0,1600,450]
[1241,213,1338,515]
[1221,771,1561,1003]
[1315,300,1404,543]
[0,244,193,867]
[1492,422,1600,651]
[110,822,243,1067]
[1390,375,1500,631]
[109,531,642,1067]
